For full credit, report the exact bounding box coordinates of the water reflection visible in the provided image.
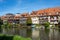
[40,29,49,40]
[1,27,32,38]
[32,28,40,40]
[32,28,60,40]
[1,27,60,40]
[39,29,60,40]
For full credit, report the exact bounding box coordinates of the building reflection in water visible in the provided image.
[1,27,60,40]
[2,27,32,38]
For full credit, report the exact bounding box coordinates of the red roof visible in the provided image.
[31,7,60,16]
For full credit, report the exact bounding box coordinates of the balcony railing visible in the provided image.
[50,22,58,24]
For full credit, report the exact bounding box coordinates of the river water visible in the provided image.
[32,28,60,40]
[0,27,60,40]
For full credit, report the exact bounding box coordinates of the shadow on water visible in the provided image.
[40,29,50,40]
[1,27,32,38]
[0,35,13,40]
[58,29,60,32]
[45,29,50,34]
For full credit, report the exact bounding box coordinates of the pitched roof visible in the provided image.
[31,7,60,16]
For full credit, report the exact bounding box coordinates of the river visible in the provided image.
[0,27,60,40]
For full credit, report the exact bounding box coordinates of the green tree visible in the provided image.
[13,23,20,27]
[26,17,32,25]
[0,19,3,26]
[44,22,50,29]
[0,18,3,32]
[1,21,13,29]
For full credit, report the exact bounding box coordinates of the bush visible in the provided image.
[13,35,31,40]
[35,24,40,27]
[0,34,31,40]
[44,22,50,29]
[26,17,32,26]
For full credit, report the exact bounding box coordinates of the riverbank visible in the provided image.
[0,34,31,40]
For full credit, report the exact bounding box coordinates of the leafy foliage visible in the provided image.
[0,34,31,40]
[0,19,3,26]
[26,17,32,25]
[2,21,12,28]
[0,19,3,32]
[13,35,31,40]
[44,22,50,29]
[35,24,40,27]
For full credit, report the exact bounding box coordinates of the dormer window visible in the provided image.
[56,12,59,15]
[44,13,47,15]
[58,12,60,15]
[41,14,42,16]
[49,13,51,15]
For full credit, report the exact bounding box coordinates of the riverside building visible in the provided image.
[1,7,60,27]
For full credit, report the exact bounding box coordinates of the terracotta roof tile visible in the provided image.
[31,7,60,16]
[21,13,30,17]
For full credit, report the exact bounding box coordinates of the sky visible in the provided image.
[0,0,60,16]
